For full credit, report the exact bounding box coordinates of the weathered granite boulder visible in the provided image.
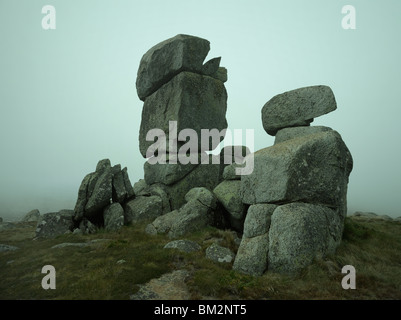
[134,183,171,214]
[136,34,211,101]
[240,130,353,221]
[233,204,277,276]
[22,209,41,222]
[261,85,337,136]
[103,203,124,231]
[268,203,343,274]
[35,210,75,238]
[139,71,227,158]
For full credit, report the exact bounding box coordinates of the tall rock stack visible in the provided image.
[135,34,229,210]
[234,85,353,275]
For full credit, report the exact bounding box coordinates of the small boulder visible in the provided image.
[205,243,235,263]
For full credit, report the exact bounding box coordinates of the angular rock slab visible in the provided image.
[268,203,343,274]
[139,71,227,158]
[261,85,337,136]
[103,203,124,232]
[136,34,211,101]
[240,130,353,219]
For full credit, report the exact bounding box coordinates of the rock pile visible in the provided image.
[136,34,235,211]
[34,35,354,276]
[35,159,135,238]
[233,85,353,275]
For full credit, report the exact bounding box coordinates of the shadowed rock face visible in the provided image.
[261,85,337,136]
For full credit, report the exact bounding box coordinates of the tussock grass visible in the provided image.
[0,217,400,300]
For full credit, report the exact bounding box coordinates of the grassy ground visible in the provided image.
[0,217,400,300]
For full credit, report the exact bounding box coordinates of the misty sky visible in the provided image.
[1,0,400,220]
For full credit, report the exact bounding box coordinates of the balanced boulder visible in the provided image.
[261,85,337,136]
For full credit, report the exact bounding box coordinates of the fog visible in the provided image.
[1,0,400,221]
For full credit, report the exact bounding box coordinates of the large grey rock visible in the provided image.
[268,203,343,274]
[139,71,227,158]
[111,165,128,203]
[213,180,246,232]
[121,167,135,199]
[218,145,250,181]
[243,204,277,238]
[240,130,353,220]
[206,243,235,263]
[84,166,113,219]
[35,210,75,239]
[233,204,277,276]
[274,126,333,144]
[103,203,124,231]
[261,85,337,136]
[136,34,211,100]
[164,239,201,253]
[233,234,269,276]
[124,196,163,224]
[22,209,40,222]
[0,217,2,224]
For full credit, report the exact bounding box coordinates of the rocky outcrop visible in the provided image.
[232,84,353,275]
[73,159,134,229]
